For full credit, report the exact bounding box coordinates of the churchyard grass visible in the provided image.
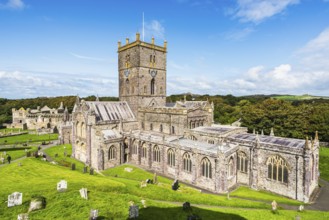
[230,186,301,206]
[319,146,329,181]
[0,146,37,162]
[43,144,86,172]
[0,133,58,145]
[1,154,329,219]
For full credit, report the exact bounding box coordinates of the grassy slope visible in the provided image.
[0,146,37,163]
[1,159,328,220]
[272,95,329,101]
[0,133,58,145]
[319,147,329,181]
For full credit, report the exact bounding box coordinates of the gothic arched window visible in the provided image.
[267,155,288,183]
[142,143,147,158]
[150,123,153,131]
[153,145,160,162]
[151,78,155,95]
[183,153,192,172]
[237,152,248,173]
[228,157,234,177]
[201,157,212,178]
[160,124,163,132]
[167,148,175,167]
[108,146,116,160]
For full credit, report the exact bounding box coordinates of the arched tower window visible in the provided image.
[151,78,155,95]
[81,122,85,137]
[153,145,160,162]
[150,123,153,131]
[126,79,129,95]
[267,155,288,183]
[108,146,116,160]
[167,148,175,167]
[172,126,175,134]
[228,157,234,177]
[160,124,163,132]
[144,85,147,94]
[183,153,192,172]
[237,152,248,173]
[201,157,212,178]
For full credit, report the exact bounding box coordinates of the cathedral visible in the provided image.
[64,33,319,202]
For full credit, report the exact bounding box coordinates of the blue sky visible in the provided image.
[1,0,329,98]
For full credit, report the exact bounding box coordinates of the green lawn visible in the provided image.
[0,146,37,163]
[1,157,328,220]
[43,144,86,173]
[0,133,58,145]
[319,147,329,181]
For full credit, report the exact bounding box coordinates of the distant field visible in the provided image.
[272,95,329,101]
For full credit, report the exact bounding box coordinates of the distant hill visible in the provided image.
[271,94,329,101]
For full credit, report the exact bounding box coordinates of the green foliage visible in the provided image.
[319,147,329,181]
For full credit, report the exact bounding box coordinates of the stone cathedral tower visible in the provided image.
[118,33,167,117]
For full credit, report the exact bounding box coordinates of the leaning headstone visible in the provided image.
[8,192,23,207]
[129,205,139,219]
[79,188,88,200]
[172,179,179,191]
[83,166,88,173]
[71,163,76,170]
[89,209,98,220]
[90,168,94,175]
[57,180,67,192]
[28,196,46,212]
[17,213,29,220]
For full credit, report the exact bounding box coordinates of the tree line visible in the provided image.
[1,94,328,142]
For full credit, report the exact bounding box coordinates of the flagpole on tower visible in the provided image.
[142,12,145,41]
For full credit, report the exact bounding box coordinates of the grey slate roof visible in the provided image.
[230,133,305,148]
[102,129,121,140]
[86,101,135,122]
[192,126,238,135]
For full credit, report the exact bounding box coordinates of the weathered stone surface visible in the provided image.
[28,196,46,212]
[8,192,22,207]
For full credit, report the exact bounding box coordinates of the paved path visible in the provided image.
[306,179,329,211]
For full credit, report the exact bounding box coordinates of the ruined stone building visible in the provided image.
[68,33,319,202]
[10,102,70,131]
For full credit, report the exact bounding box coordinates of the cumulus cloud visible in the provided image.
[232,0,299,23]
[0,70,117,99]
[0,0,25,10]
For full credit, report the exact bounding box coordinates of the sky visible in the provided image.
[1,0,329,99]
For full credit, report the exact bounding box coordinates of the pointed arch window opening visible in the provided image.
[151,78,155,95]
[267,155,289,183]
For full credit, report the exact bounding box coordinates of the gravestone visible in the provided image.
[79,188,88,200]
[17,213,29,220]
[298,205,304,212]
[28,196,46,212]
[89,209,98,220]
[83,166,88,173]
[90,168,94,175]
[153,173,158,184]
[271,200,278,213]
[141,199,147,208]
[124,167,133,172]
[57,180,67,192]
[8,192,23,207]
[172,179,179,191]
[129,205,139,219]
[182,202,191,211]
[71,163,76,170]
[140,181,147,188]
[146,179,152,184]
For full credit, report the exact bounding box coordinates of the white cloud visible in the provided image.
[141,20,165,41]
[0,70,117,99]
[0,0,25,10]
[296,28,329,70]
[225,27,255,41]
[70,52,106,62]
[232,0,299,23]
